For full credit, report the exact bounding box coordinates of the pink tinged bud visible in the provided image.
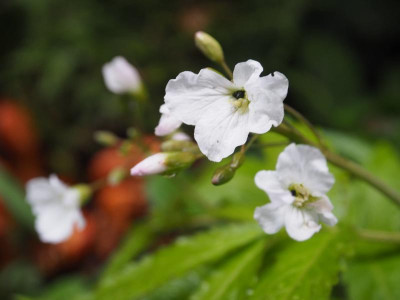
[130,153,168,176]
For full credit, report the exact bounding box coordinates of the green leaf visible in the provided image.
[101,221,155,279]
[16,276,88,300]
[94,222,263,300]
[249,229,346,300]
[344,254,400,300]
[143,268,209,300]
[344,142,400,231]
[210,204,255,222]
[0,260,42,299]
[0,166,34,229]
[190,239,267,300]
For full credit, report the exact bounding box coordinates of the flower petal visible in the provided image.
[130,153,168,176]
[233,60,263,87]
[35,204,85,244]
[164,69,234,126]
[255,71,289,100]
[49,174,69,194]
[276,144,334,194]
[26,177,54,208]
[254,170,293,204]
[102,56,141,94]
[155,104,182,136]
[254,202,287,234]
[308,196,338,226]
[245,72,287,134]
[194,100,249,162]
[284,206,321,241]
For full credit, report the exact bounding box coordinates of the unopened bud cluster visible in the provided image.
[131,134,201,177]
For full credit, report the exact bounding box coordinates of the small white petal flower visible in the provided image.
[26,175,85,244]
[155,104,182,136]
[102,56,142,94]
[254,144,337,241]
[164,60,288,162]
[130,153,168,176]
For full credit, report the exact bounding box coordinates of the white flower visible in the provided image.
[254,144,337,241]
[164,60,288,162]
[26,175,85,244]
[102,56,142,94]
[155,104,182,136]
[130,153,168,176]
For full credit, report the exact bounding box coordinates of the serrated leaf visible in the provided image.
[344,254,400,300]
[190,238,267,300]
[250,230,346,300]
[94,223,263,300]
[101,221,155,279]
[143,267,209,300]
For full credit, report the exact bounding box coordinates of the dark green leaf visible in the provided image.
[344,254,400,300]
[94,223,263,300]
[101,221,155,279]
[0,166,34,229]
[190,239,267,300]
[250,230,347,300]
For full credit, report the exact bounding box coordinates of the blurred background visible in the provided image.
[0,0,399,299]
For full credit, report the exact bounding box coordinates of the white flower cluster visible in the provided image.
[25,55,337,243]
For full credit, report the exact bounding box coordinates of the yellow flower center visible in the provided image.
[289,183,318,208]
[231,90,249,113]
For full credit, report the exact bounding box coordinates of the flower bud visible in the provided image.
[131,153,168,176]
[102,56,143,95]
[161,140,199,153]
[107,167,128,186]
[230,152,245,168]
[130,152,197,176]
[73,184,93,205]
[195,31,224,63]
[94,130,119,146]
[212,165,235,186]
[211,152,245,185]
[126,127,140,140]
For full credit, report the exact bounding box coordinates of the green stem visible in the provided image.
[284,104,325,147]
[220,60,233,79]
[243,134,259,152]
[272,124,400,208]
[357,229,400,244]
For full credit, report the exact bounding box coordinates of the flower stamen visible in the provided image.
[232,90,245,99]
[289,183,317,208]
[231,90,249,113]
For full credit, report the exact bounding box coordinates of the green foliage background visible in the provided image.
[0,0,400,299]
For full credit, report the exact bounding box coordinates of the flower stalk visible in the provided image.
[357,229,400,244]
[283,104,325,148]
